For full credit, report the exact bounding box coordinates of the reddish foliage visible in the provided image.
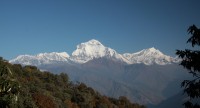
[32,93,56,108]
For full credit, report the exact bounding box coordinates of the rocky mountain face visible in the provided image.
[9,39,188,107]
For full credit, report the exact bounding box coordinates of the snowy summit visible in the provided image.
[10,52,70,66]
[10,39,179,66]
[123,47,176,65]
[71,39,129,63]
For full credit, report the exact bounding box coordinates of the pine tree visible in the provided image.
[176,25,200,108]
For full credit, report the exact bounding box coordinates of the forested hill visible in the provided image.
[0,57,145,108]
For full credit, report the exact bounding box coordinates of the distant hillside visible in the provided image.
[0,57,145,108]
[148,92,186,108]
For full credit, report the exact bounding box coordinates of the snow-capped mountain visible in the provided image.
[9,39,187,106]
[70,39,130,64]
[10,39,178,65]
[123,47,178,65]
[10,52,70,66]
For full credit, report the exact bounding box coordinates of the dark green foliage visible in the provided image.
[176,25,200,108]
[0,58,145,108]
[0,60,20,108]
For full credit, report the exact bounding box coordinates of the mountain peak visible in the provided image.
[71,39,106,63]
[123,47,176,65]
[71,39,129,63]
[87,39,102,45]
[144,47,164,55]
[72,39,105,55]
[148,47,157,51]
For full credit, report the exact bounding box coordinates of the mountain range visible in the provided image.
[10,39,189,107]
[10,39,179,65]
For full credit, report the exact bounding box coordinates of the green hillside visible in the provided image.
[0,57,145,108]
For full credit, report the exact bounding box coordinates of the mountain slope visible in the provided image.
[0,58,145,108]
[33,56,189,105]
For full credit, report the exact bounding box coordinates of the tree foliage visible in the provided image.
[0,59,20,108]
[0,57,145,108]
[176,25,200,108]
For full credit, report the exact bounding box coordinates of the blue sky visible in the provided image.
[0,0,200,60]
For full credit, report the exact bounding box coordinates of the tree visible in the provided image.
[176,25,200,108]
[0,64,20,107]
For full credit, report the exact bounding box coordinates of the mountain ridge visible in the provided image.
[9,39,179,65]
